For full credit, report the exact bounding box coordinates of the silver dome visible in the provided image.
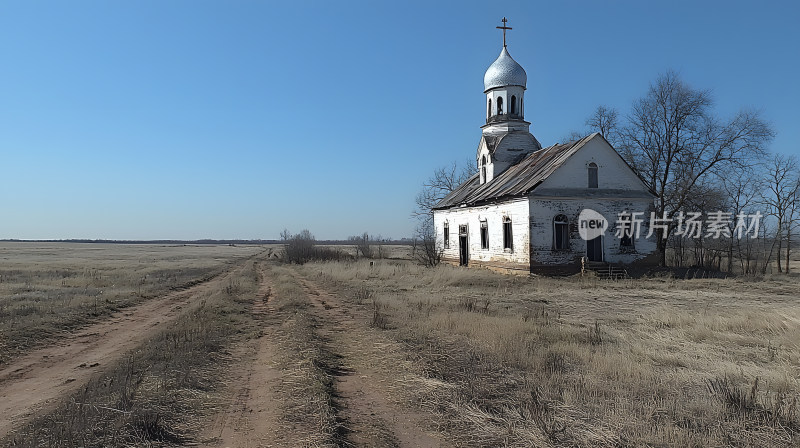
[483,47,527,92]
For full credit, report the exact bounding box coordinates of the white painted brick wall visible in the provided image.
[540,137,649,191]
[434,134,659,271]
[434,199,530,266]
[529,197,657,265]
[528,134,657,265]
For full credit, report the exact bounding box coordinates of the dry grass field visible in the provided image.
[0,243,262,364]
[299,260,800,447]
[1,243,799,447]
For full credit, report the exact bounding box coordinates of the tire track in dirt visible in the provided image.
[0,259,251,440]
[294,273,441,448]
[199,261,283,448]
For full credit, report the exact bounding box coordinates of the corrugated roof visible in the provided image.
[433,133,597,210]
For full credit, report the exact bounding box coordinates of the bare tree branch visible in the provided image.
[617,70,774,266]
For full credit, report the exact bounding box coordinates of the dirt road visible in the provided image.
[2,259,444,446]
[199,263,284,447]
[200,266,442,447]
[0,262,247,439]
[297,276,440,448]
[298,277,441,448]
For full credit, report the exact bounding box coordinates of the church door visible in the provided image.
[458,225,469,266]
[586,236,603,262]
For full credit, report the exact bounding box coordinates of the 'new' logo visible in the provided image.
[578,209,608,240]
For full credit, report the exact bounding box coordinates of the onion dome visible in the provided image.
[483,47,527,92]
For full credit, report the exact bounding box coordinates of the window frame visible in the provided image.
[480,155,487,184]
[502,217,513,251]
[553,214,570,250]
[619,215,635,249]
[443,222,450,249]
[480,220,489,250]
[588,162,598,189]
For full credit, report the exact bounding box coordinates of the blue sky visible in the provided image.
[0,0,797,240]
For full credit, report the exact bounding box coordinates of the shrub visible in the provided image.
[281,230,352,264]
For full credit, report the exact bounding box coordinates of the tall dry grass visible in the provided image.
[302,259,800,446]
[0,243,261,364]
[6,257,262,447]
[264,264,346,447]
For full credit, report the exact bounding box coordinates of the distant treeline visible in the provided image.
[0,238,413,246]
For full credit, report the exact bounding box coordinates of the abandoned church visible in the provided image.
[433,21,659,275]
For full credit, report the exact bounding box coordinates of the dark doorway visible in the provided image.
[587,236,603,262]
[458,225,469,266]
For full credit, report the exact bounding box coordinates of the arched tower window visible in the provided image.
[588,162,598,188]
[553,214,569,250]
[497,96,504,115]
[480,155,487,183]
[510,95,517,115]
[487,99,492,118]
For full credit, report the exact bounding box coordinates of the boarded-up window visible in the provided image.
[503,217,513,250]
[554,214,569,250]
[443,222,450,249]
[480,220,489,249]
[588,162,598,188]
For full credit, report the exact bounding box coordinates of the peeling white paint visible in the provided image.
[434,199,530,267]
[434,134,658,273]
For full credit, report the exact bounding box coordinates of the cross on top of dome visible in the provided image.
[496,17,512,47]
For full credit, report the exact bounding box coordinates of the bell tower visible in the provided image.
[482,17,530,136]
[477,18,541,185]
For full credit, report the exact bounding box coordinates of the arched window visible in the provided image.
[480,220,489,249]
[553,214,569,250]
[588,162,598,188]
[503,216,513,250]
[510,95,517,115]
[497,96,504,115]
[480,155,487,183]
[487,99,492,118]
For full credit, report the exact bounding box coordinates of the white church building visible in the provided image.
[433,22,659,275]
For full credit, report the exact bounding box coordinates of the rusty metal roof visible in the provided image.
[433,134,598,210]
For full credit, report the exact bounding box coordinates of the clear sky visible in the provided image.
[0,0,797,240]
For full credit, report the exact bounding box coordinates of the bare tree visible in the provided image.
[720,165,763,273]
[761,154,800,273]
[411,218,443,267]
[683,182,727,269]
[283,229,315,264]
[787,184,800,273]
[411,159,475,267]
[349,232,374,259]
[560,130,585,143]
[413,160,477,219]
[586,105,620,145]
[618,70,774,266]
